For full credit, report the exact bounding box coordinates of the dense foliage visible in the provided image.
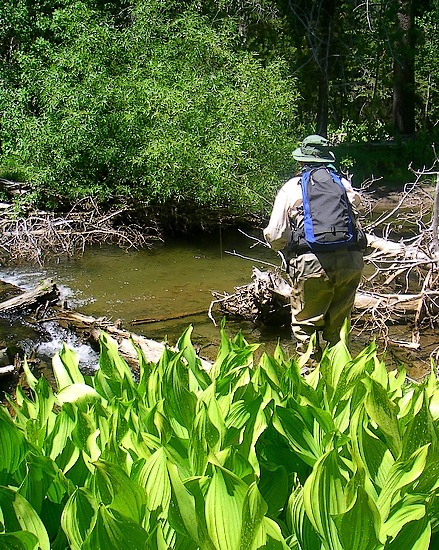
[1,324,439,548]
[0,0,438,214]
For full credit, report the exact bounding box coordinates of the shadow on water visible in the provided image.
[1,227,436,382]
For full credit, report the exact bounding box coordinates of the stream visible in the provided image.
[0,227,436,380]
[0,229,297,368]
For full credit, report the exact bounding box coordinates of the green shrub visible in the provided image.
[1,2,300,213]
[1,324,439,548]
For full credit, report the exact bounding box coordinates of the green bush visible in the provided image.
[1,2,300,212]
[1,324,439,549]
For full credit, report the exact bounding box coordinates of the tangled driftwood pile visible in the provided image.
[0,183,161,265]
[210,167,439,355]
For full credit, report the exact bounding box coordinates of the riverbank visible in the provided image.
[1,179,438,389]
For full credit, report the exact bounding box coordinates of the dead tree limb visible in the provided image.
[0,279,59,313]
[50,308,212,371]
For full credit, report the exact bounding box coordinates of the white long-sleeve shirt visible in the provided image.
[263,170,361,252]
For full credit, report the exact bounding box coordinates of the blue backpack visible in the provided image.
[287,166,362,256]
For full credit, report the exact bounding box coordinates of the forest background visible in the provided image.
[0,0,438,231]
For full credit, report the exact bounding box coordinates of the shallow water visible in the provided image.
[0,228,436,378]
[0,229,296,366]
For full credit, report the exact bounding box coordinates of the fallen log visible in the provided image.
[0,279,59,313]
[50,308,211,371]
[0,279,211,371]
[131,309,206,325]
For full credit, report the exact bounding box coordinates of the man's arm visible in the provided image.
[263,178,301,251]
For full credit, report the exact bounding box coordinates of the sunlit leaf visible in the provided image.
[382,496,426,539]
[61,488,97,550]
[303,448,348,549]
[57,383,102,407]
[92,460,147,524]
[99,332,133,381]
[82,504,149,550]
[59,344,85,385]
[0,408,28,474]
[0,487,50,550]
[177,324,211,390]
[205,464,248,550]
[401,390,437,460]
[333,486,381,550]
[167,462,216,549]
[238,482,267,550]
[133,447,171,514]
[377,445,429,523]
[272,403,323,466]
[363,377,402,458]
[0,531,39,550]
[384,514,431,550]
[287,486,322,550]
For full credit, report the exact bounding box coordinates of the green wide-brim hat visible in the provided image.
[292,134,336,163]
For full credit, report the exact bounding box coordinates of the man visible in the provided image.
[263,135,364,359]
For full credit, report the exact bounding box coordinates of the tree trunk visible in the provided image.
[392,0,416,135]
[314,0,335,136]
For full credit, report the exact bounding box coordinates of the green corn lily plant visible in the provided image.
[1,322,439,549]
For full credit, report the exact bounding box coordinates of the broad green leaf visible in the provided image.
[82,504,149,550]
[61,488,97,550]
[71,410,98,454]
[18,453,62,514]
[167,462,216,549]
[349,406,394,491]
[59,344,85,385]
[258,465,289,517]
[92,460,147,523]
[320,331,352,395]
[303,448,348,550]
[177,324,211,390]
[382,497,426,539]
[254,516,289,549]
[428,385,439,421]
[363,377,402,458]
[0,487,50,550]
[377,445,429,523]
[163,351,198,431]
[0,531,39,550]
[51,354,73,396]
[333,486,381,550]
[384,514,431,550]
[225,392,265,472]
[57,383,102,407]
[211,322,233,378]
[238,482,267,550]
[99,332,133,381]
[199,383,227,447]
[189,404,214,476]
[133,447,171,513]
[401,390,437,460]
[287,486,322,550]
[0,408,28,473]
[205,464,248,550]
[330,341,375,408]
[272,404,323,466]
[21,357,38,391]
[33,376,56,440]
[216,447,254,482]
[414,458,439,493]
